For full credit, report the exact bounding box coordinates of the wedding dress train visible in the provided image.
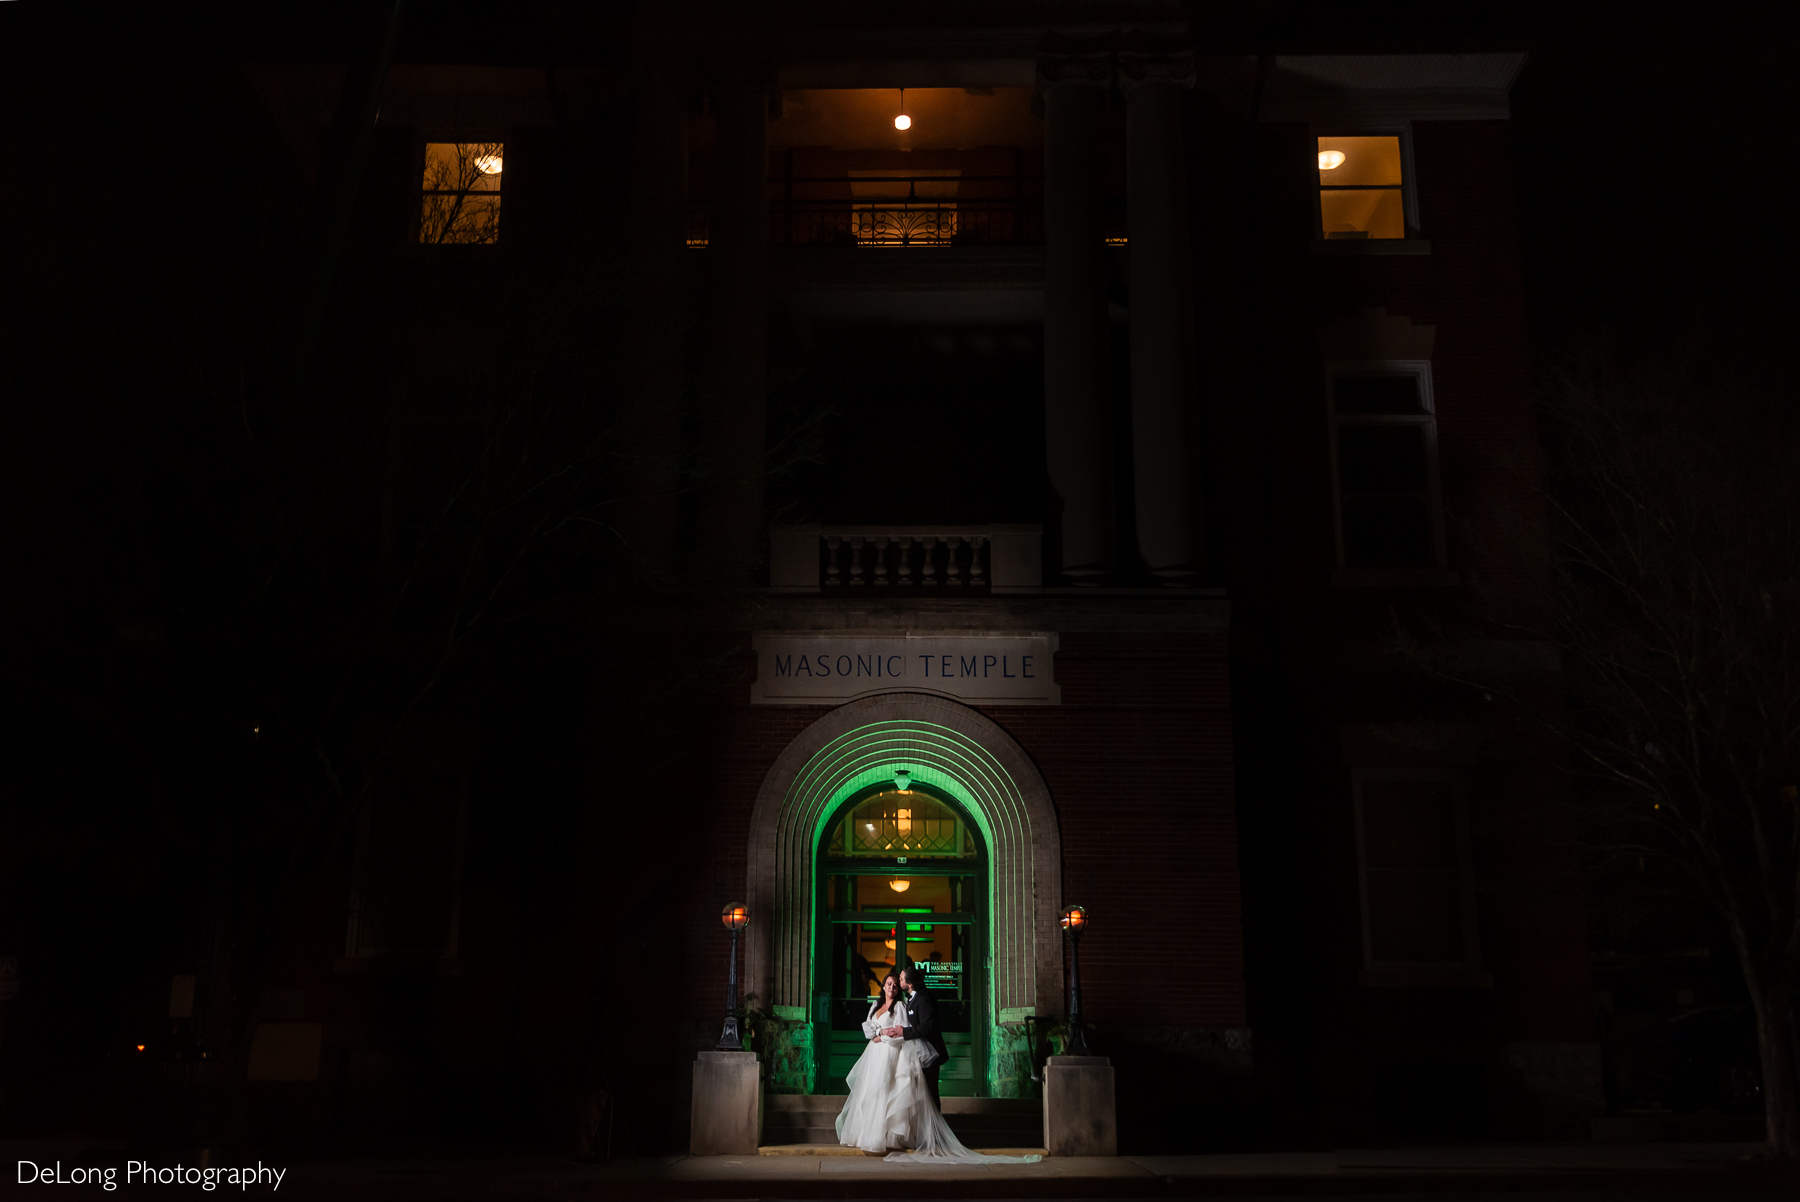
[834,1000,1041,1164]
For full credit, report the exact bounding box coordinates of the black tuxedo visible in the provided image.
[901,985,948,1107]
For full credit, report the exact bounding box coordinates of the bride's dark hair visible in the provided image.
[871,972,902,1018]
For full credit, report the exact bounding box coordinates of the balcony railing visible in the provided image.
[769,525,1043,593]
[779,173,1044,247]
[685,195,1129,248]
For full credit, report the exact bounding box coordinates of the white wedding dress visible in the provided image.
[834,998,1041,1163]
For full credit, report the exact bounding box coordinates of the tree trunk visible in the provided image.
[1751,977,1800,1159]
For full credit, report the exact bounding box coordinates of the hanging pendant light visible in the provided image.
[894,88,912,131]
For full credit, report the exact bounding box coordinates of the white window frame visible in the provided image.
[1326,360,1446,572]
[1312,124,1420,241]
[1351,768,1490,989]
[415,130,510,248]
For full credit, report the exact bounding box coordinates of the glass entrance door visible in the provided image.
[814,788,984,1095]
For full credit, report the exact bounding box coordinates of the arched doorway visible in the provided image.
[744,693,1062,1096]
[815,783,986,1094]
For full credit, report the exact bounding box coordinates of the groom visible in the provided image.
[882,966,949,1109]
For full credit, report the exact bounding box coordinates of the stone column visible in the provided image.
[1120,51,1198,581]
[1039,53,1114,582]
[617,74,688,557]
[697,83,769,573]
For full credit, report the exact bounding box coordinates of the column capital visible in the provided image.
[1117,51,1196,93]
[1036,52,1114,90]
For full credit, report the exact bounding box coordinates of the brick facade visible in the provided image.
[214,36,1594,1153]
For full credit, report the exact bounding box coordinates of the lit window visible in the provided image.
[420,141,504,245]
[1317,135,1405,240]
[1328,365,1442,568]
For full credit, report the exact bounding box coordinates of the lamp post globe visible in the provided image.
[1059,904,1092,1056]
[717,903,749,1051]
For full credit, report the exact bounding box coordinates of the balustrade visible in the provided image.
[769,525,1043,593]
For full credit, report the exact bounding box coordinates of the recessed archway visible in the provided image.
[744,693,1063,1071]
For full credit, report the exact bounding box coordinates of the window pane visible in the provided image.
[1337,425,1427,492]
[1317,135,1402,186]
[825,791,974,858]
[1320,187,1405,239]
[1334,375,1424,415]
[1362,781,1458,872]
[1366,870,1464,961]
[1342,496,1433,566]
[421,141,504,245]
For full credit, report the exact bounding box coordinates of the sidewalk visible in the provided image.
[258,1140,1791,1199]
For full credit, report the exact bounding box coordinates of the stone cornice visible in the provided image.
[1259,53,1526,123]
[1117,50,1196,92]
[1035,52,1116,90]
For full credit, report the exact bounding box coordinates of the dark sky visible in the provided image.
[1507,2,1796,361]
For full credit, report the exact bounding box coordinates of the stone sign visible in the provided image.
[751,632,1060,705]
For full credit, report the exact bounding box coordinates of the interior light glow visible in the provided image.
[1318,150,1346,170]
[896,808,912,837]
[476,153,504,174]
[136,1044,146,1051]
[888,879,911,893]
[894,114,911,130]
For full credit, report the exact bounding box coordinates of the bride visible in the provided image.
[834,972,1040,1163]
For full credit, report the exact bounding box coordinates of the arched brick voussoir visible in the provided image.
[744,692,1064,1021]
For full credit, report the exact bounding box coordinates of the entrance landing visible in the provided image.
[759,1145,1048,1157]
[762,1094,1041,1150]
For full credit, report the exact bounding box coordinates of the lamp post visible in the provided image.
[1059,904,1091,1055]
[717,902,749,1051]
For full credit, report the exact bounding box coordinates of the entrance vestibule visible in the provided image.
[814,787,984,1095]
[743,694,1065,1100]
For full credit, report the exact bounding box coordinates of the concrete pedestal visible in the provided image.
[1042,1054,1116,1156]
[690,1050,760,1155]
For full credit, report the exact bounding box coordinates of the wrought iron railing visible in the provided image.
[685,190,1127,249]
[777,173,1044,247]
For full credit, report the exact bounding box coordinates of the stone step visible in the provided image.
[764,1125,843,1146]
[763,1094,1040,1150]
[767,1094,847,1114]
[766,1094,1036,1115]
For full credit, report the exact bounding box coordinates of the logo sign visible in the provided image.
[918,960,963,992]
[751,632,1059,705]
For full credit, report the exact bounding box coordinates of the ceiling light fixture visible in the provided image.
[1318,150,1345,170]
[894,88,911,131]
[888,878,911,893]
